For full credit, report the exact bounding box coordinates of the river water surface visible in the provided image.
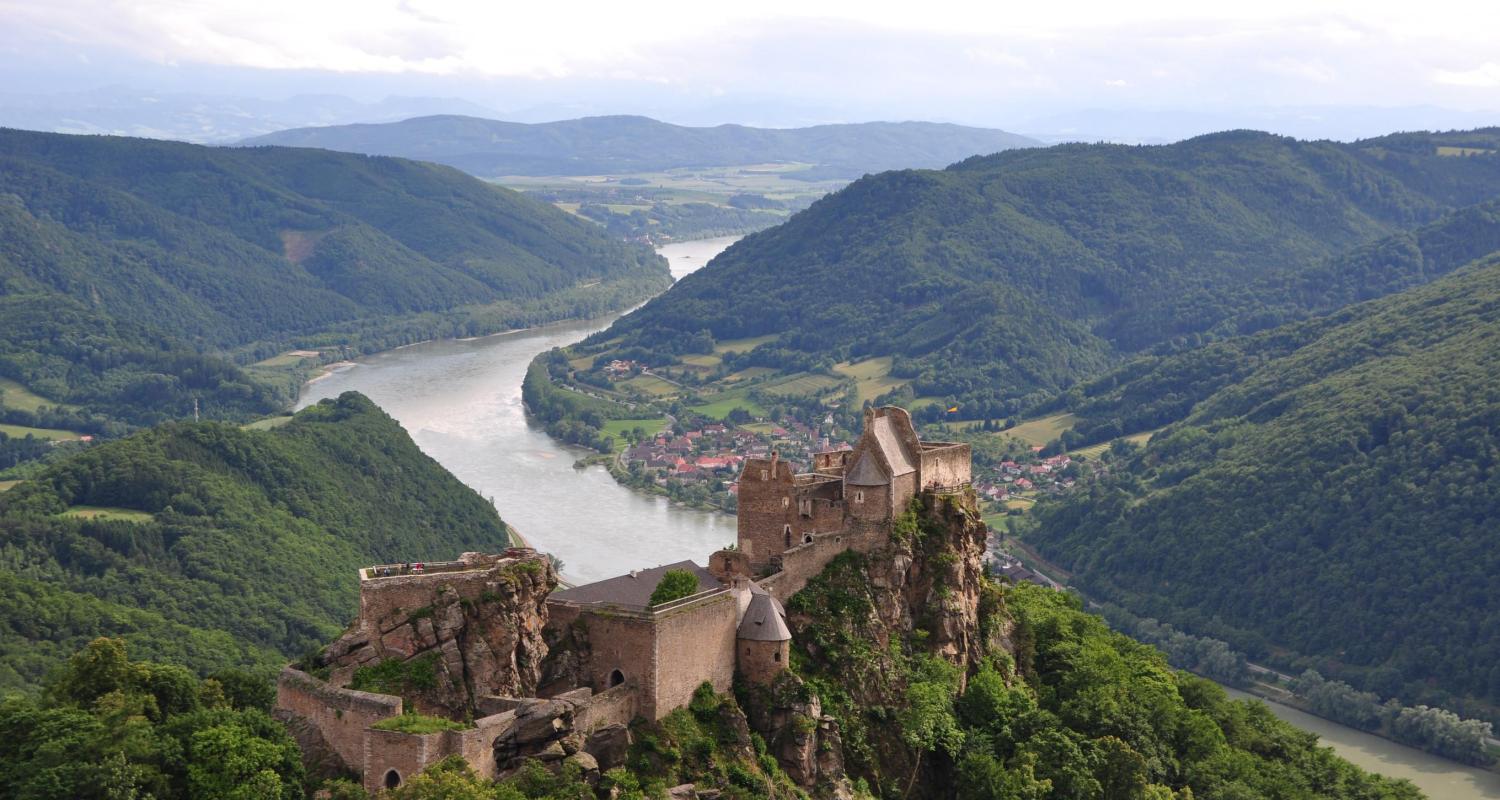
[296,233,1498,797]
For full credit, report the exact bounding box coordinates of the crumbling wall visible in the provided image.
[321,554,557,716]
[276,667,401,774]
[736,457,799,569]
[919,444,972,490]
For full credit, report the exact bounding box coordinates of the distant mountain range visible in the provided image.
[241,114,1041,178]
[0,87,500,143]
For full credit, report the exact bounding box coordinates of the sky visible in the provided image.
[2,0,1498,139]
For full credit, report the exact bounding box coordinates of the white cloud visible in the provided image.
[1434,62,1500,88]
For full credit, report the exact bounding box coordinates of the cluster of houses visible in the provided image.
[973,452,1079,502]
[623,419,850,492]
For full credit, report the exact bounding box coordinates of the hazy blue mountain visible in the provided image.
[241,114,1041,178]
[0,86,499,143]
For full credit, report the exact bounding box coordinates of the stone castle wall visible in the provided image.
[737,458,798,570]
[276,667,402,774]
[761,522,887,604]
[647,591,738,719]
[739,639,790,685]
[920,444,972,490]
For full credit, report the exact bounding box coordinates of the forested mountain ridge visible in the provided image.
[1056,197,1500,443]
[0,128,668,428]
[601,128,1500,418]
[241,114,1041,178]
[0,392,512,691]
[1022,248,1500,722]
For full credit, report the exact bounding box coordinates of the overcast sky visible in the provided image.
[2,0,1498,138]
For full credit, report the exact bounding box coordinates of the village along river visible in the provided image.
[295,233,1500,799]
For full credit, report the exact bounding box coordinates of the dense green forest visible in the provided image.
[0,392,511,690]
[0,128,668,429]
[243,114,1039,178]
[1022,250,1500,724]
[600,129,1500,419]
[0,638,302,800]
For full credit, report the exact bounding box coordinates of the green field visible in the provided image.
[723,366,776,383]
[982,511,1012,533]
[760,372,844,398]
[0,422,81,441]
[622,374,679,396]
[713,335,778,355]
[0,377,69,413]
[980,413,1080,447]
[601,417,668,451]
[1003,497,1036,511]
[1437,146,1497,157]
[58,505,155,523]
[679,353,723,369]
[1069,428,1159,459]
[833,357,907,402]
[690,388,769,420]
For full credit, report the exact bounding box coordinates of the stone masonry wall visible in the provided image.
[648,591,738,719]
[762,522,886,605]
[738,639,790,685]
[276,667,402,774]
[919,445,972,490]
[737,457,798,570]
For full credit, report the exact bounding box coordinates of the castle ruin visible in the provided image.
[276,406,970,792]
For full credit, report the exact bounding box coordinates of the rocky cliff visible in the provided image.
[315,554,558,716]
[750,489,999,799]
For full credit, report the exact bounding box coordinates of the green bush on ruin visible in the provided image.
[648,569,701,607]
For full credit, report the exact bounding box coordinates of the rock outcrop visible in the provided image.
[772,489,992,797]
[317,554,558,716]
[745,672,855,800]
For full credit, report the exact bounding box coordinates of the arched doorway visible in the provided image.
[608,668,625,688]
[802,533,813,544]
[784,525,792,548]
[384,769,402,789]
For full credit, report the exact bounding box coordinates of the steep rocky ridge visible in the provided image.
[749,490,996,798]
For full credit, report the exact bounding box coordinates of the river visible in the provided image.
[295,236,741,586]
[295,233,1497,797]
[1221,687,1500,799]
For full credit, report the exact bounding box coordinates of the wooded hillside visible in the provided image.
[0,128,668,429]
[0,392,511,690]
[242,114,1040,178]
[602,129,1500,418]
[1024,249,1500,722]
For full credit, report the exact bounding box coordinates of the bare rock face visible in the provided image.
[745,672,856,800]
[880,491,990,674]
[319,554,558,716]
